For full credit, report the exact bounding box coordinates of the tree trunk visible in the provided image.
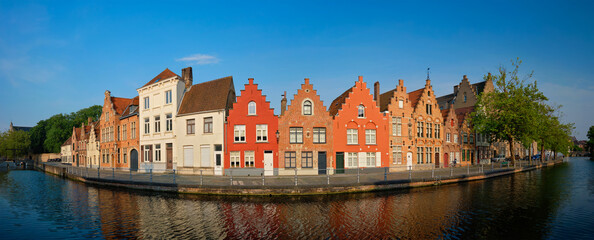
[540,141,545,163]
[509,137,515,165]
[529,143,533,165]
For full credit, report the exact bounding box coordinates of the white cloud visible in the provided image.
[175,54,220,65]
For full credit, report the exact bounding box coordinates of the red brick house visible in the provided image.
[100,90,132,169]
[329,76,389,173]
[441,106,459,167]
[278,78,333,175]
[225,78,278,176]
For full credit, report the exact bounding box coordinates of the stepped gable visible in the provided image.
[329,88,353,116]
[407,88,425,109]
[141,68,180,88]
[178,76,234,115]
[379,87,397,112]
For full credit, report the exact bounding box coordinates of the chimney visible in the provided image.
[281,91,287,116]
[88,117,93,124]
[182,67,193,89]
[105,90,111,99]
[374,81,380,108]
[487,72,492,82]
[454,85,459,93]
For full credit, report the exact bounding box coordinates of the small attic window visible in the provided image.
[154,78,161,83]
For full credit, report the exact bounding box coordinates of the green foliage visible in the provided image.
[588,126,594,157]
[0,130,31,158]
[28,105,102,153]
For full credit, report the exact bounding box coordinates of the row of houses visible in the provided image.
[61,67,533,175]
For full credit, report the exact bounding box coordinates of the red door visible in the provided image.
[444,153,449,167]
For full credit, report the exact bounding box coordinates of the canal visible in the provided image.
[1,157,593,239]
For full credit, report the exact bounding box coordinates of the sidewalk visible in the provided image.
[41,160,564,195]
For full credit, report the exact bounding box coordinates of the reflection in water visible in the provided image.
[1,158,593,239]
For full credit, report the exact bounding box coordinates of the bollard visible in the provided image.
[432,166,435,178]
[327,169,330,185]
[112,168,115,180]
[200,170,203,186]
[384,167,388,182]
[294,168,298,186]
[173,169,176,184]
[262,172,265,186]
[150,169,153,183]
[230,170,233,186]
[98,167,100,179]
[357,168,360,184]
[450,166,453,177]
[129,168,132,181]
[409,168,412,180]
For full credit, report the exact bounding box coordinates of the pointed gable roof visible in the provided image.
[407,88,425,109]
[111,97,132,115]
[141,68,180,88]
[178,76,235,115]
[329,87,353,116]
[61,136,73,147]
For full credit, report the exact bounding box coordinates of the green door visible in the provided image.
[336,152,344,174]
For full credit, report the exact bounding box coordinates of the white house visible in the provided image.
[175,76,235,175]
[60,136,73,164]
[87,121,100,168]
[137,67,192,172]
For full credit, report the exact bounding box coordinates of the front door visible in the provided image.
[130,149,138,171]
[444,152,449,168]
[407,152,413,170]
[318,152,327,175]
[336,152,344,174]
[214,144,223,176]
[264,151,273,176]
[166,143,173,169]
[435,153,440,168]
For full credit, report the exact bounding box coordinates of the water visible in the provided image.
[1,158,593,239]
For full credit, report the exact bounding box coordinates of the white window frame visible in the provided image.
[366,152,376,167]
[154,116,161,133]
[244,151,255,168]
[313,127,326,144]
[144,97,150,109]
[365,129,376,145]
[144,118,150,134]
[447,133,451,142]
[398,99,403,109]
[347,152,358,168]
[358,105,365,118]
[166,114,173,132]
[303,100,313,115]
[234,125,246,142]
[165,90,172,104]
[203,117,213,134]
[155,144,161,162]
[248,101,256,116]
[230,151,240,168]
[256,124,268,142]
[289,127,303,144]
[347,129,358,145]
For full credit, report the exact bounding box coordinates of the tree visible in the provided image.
[0,130,31,159]
[588,126,594,160]
[472,58,546,165]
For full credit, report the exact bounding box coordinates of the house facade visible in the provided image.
[137,68,192,172]
[225,78,278,176]
[176,76,235,175]
[441,106,459,167]
[118,96,140,170]
[87,119,100,168]
[278,78,333,175]
[100,90,132,169]
[379,79,416,170]
[329,76,389,173]
[60,136,73,164]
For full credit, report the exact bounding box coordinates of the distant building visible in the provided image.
[9,122,32,132]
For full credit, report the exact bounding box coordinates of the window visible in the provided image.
[117,126,120,141]
[131,122,136,139]
[427,123,432,138]
[144,97,149,109]
[463,132,468,144]
[117,148,121,163]
[302,152,313,168]
[289,127,303,143]
[248,101,256,115]
[244,151,254,168]
[347,152,358,168]
[435,124,440,139]
[358,105,365,118]
[435,147,440,163]
[234,125,246,142]
[143,146,150,162]
[365,129,376,144]
[366,152,376,167]
[303,100,312,115]
[394,146,402,164]
[154,116,161,133]
[123,149,127,164]
[417,122,423,137]
[313,127,326,143]
[426,104,432,115]
[398,100,403,108]
[285,152,296,168]
[187,119,195,134]
[396,118,402,136]
[347,129,358,145]
[144,118,150,134]
[469,133,474,144]
[155,144,161,162]
[417,147,424,164]
[230,151,240,168]
[122,124,127,140]
[166,114,173,132]
[165,90,172,104]
[256,124,268,142]
[426,147,432,163]
[454,134,458,143]
[464,92,467,103]
[203,117,213,133]
[446,133,451,142]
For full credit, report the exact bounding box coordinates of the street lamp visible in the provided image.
[275,130,280,142]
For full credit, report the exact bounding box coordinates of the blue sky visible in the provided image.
[1,0,593,139]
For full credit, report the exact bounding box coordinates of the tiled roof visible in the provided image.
[61,136,73,146]
[141,68,180,88]
[379,87,397,112]
[455,106,474,127]
[436,93,455,104]
[121,96,139,118]
[178,76,234,115]
[111,97,132,115]
[407,88,424,109]
[329,87,353,116]
[472,81,487,95]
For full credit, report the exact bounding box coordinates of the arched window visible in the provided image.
[358,105,365,118]
[248,101,256,115]
[303,100,312,115]
[463,92,467,103]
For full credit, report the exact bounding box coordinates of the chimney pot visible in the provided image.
[374,81,380,108]
[182,67,193,89]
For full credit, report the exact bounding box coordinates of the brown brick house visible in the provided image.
[100,90,132,169]
[118,96,140,170]
[278,78,333,175]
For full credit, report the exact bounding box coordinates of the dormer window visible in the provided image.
[358,105,365,118]
[248,101,256,115]
[303,100,312,115]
